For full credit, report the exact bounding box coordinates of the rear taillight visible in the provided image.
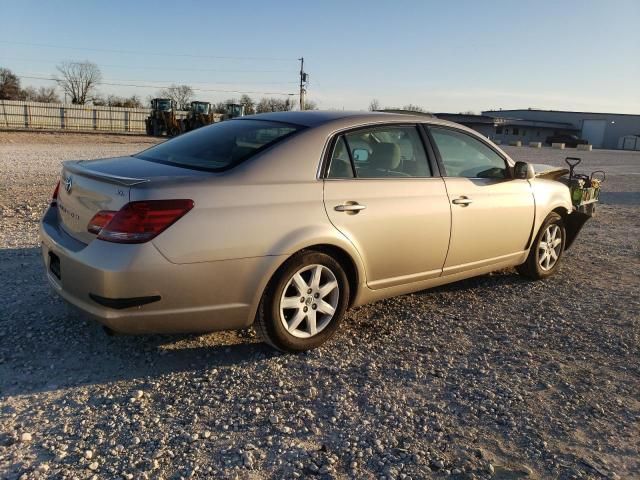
[92,199,194,244]
[87,211,116,234]
[50,181,60,207]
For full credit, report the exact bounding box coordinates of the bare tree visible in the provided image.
[23,86,61,103]
[368,99,380,111]
[0,68,23,100]
[55,61,102,104]
[303,99,318,110]
[158,84,194,110]
[213,101,228,114]
[256,97,294,113]
[239,94,255,115]
[402,104,426,113]
[105,94,143,108]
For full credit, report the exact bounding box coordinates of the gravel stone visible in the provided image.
[0,132,638,479]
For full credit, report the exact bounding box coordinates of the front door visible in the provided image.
[323,124,451,289]
[427,126,535,274]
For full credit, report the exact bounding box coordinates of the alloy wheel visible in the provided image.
[538,224,562,271]
[279,264,340,338]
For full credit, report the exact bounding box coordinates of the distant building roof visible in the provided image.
[434,113,497,125]
[376,109,435,118]
[435,112,577,131]
[483,108,640,117]
[498,118,577,130]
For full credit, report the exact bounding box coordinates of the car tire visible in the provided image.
[516,212,566,280]
[256,251,350,352]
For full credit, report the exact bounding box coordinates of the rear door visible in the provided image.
[323,124,451,289]
[426,125,535,274]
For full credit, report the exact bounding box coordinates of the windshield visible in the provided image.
[156,100,172,111]
[135,119,302,171]
[193,103,209,113]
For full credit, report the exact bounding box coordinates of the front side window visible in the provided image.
[327,126,430,179]
[136,119,301,171]
[429,127,508,179]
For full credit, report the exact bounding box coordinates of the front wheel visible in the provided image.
[516,212,566,280]
[256,251,350,352]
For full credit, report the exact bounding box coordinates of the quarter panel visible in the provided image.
[149,181,330,263]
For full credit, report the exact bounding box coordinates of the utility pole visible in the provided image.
[298,57,308,110]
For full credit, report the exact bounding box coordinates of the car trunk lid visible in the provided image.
[57,156,210,244]
[57,161,146,244]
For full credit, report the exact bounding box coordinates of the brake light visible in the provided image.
[50,181,60,207]
[95,199,194,244]
[87,211,116,234]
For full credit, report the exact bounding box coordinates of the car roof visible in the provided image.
[237,110,462,129]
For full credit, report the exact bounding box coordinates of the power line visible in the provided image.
[0,40,296,62]
[0,56,295,74]
[16,74,297,97]
[11,67,298,85]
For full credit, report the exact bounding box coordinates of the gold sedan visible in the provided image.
[40,111,587,351]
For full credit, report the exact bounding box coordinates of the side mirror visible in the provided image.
[514,161,535,180]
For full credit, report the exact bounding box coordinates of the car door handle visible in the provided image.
[334,203,367,213]
[452,197,473,206]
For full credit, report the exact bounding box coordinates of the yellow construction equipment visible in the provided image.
[145,98,181,137]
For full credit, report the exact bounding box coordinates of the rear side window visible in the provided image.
[429,127,508,179]
[327,137,354,178]
[136,120,301,172]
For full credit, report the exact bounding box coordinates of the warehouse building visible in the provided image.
[435,112,580,147]
[482,109,640,150]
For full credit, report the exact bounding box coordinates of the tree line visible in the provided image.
[0,61,317,112]
[156,84,315,113]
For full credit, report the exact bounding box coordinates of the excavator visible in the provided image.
[145,98,181,137]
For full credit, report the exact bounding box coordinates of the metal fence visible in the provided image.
[0,100,168,134]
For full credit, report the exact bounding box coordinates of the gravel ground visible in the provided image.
[0,132,638,480]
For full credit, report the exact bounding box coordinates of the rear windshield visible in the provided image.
[136,119,302,172]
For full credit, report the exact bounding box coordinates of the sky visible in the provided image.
[1,0,639,113]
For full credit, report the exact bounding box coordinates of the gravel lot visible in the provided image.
[1,131,638,480]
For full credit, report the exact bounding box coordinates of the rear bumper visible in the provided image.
[39,206,281,334]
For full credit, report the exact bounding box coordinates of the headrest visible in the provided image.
[369,142,401,170]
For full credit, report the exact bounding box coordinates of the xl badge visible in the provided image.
[63,175,73,194]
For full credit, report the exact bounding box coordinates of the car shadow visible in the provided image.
[0,246,281,397]
[0,246,530,398]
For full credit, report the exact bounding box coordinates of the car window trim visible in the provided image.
[321,123,435,180]
[417,124,441,177]
[424,124,514,180]
[340,135,357,177]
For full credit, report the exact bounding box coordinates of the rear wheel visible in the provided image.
[256,251,349,352]
[516,212,566,279]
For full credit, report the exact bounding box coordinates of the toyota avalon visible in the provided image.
[40,111,590,352]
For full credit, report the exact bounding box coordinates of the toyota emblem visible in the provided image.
[63,175,73,194]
